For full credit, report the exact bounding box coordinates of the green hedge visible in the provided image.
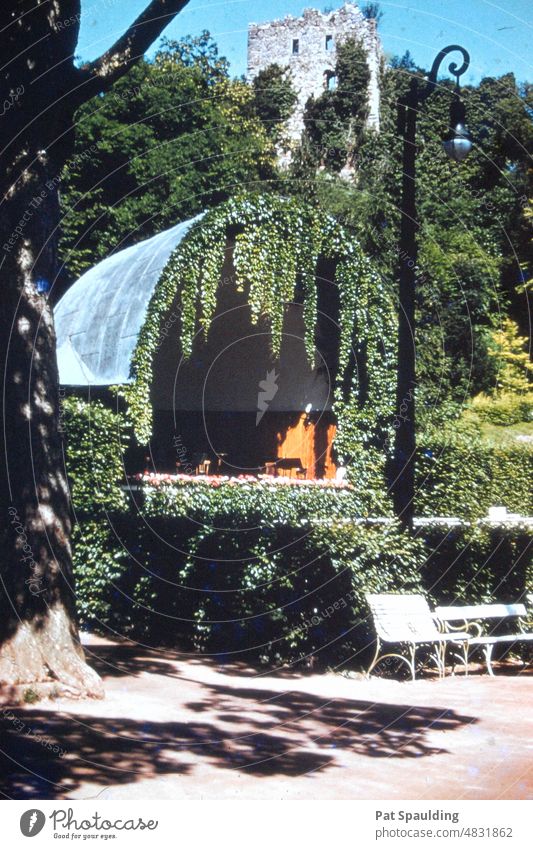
[70,511,426,666]
[62,397,129,514]
[415,430,532,519]
[71,520,131,626]
[63,399,532,668]
[419,523,532,606]
[69,504,531,667]
[142,475,374,523]
[470,392,533,426]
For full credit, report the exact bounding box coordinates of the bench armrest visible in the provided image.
[518,615,533,634]
[437,618,483,638]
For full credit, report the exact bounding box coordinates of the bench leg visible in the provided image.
[462,640,469,677]
[365,637,428,681]
[453,640,469,677]
[366,638,382,679]
[435,643,445,678]
[440,641,467,677]
[366,639,417,681]
[484,643,495,677]
[408,643,416,681]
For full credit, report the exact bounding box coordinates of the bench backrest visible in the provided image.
[435,603,526,622]
[366,594,439,642]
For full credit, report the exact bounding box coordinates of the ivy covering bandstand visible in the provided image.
[55,194,397,491]
[55,194,532,658]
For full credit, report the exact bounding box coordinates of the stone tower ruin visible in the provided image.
[247,3,382,147]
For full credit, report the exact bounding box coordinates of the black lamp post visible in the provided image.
[393,46,472,527]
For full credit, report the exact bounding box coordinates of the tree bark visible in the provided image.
[0,0,189,697]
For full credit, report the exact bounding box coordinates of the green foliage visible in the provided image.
[416,225,502,402]
[71,477,425,665]
[122,192,397,505]
[59,33,277,278]
[62,397,129,513]
[301,37,370,171]
[176,520,425,663]
[361,3,383,25]
[62,399,132,626]
[470,392,533,425]
[68,476,530,665]
[158,32,229,77]
[415,73,532,323]
[63,408,532,663]
[305,65,533,411]
[519,194,533,293]
[141,478,365,524]
[72,520,130,627]
[488,318,533,394]
[389,51,418,71]
[420,524,532,606]
[252,63,298,143]
[416,426,533,519]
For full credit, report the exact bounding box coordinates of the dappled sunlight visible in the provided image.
[0,639,481,799]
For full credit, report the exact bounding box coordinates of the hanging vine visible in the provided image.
[123,193,397,503]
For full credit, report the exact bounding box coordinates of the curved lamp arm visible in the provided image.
[425,44,471,95]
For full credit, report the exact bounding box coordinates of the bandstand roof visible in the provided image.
[55,215,203,385]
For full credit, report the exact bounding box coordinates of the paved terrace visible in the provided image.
[1,636,531,800]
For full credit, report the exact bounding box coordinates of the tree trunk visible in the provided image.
[0,0,189,697]
[0,156,103,697]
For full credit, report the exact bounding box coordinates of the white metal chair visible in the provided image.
[366,593,470,681]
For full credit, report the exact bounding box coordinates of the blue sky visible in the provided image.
[78,0,532,84]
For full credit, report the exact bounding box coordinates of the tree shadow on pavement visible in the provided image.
[84,641,320,681]
[1,670,476,799]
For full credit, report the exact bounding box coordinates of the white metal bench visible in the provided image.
[435,603,533,676]
[365,594,470,681]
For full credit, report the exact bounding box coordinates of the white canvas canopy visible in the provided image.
[55,215,203,385]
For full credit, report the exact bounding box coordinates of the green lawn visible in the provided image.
[463,416,533,447]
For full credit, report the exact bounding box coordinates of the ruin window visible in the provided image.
[325,71,337,90]
[292,38,299,55]
[325,35,333,51]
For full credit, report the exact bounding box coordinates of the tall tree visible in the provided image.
[59,34,277,281]
[292,60,533,418]
[0,0,190,697]
[252,63,297,144]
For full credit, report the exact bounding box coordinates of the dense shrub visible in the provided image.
[470,392,533,425]
[420,523,532,606]
[62,397,129,514]
[72,510,426,667]
[134,477,424,662]
[70,497,531,668]
[141,473,370,523]
[415,429,532,519]
[63,400,532,669]
[71,520,131,627]
[63,398,132,628]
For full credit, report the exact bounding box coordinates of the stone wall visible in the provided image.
[247,3,382,149]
